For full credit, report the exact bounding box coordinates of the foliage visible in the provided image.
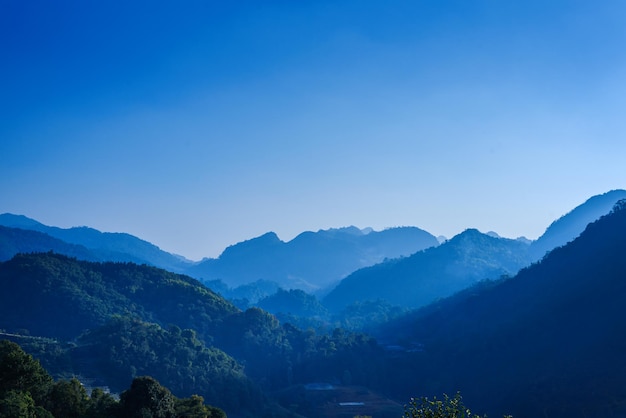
[75,316,261,413]
[0,340,228,418]
[213,307,386,391]
[257,288,328,318]
[0,253,389,414]
[85,388,117,418]
[45,378,89,418]
[333,300,408,332]
[174,395,227,418]
[0,390,52,418]
[0,340,53,405]
[118,376,176,418]
[0,252,239,340]
[403,393,487,418]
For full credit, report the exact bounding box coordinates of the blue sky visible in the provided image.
[2,1,626,259]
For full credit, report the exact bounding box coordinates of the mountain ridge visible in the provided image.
[0,213,193,272]
[323,228,531,310]
[187,225,440,290]
[375,199,626,417]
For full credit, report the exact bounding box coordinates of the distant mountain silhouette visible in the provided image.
[376,199,626,418]
[323,229,531,310]
[0,225,98,262]
[186,226,439,290]
[0,213,192,272]
[529,189,626,260]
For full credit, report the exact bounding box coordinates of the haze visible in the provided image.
[2,1,625,259]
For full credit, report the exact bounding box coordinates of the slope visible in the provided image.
[530,189,626,260]
[0,213,192,272]
[0,226,98,262]
[378,199,626,418]
[0,252,238,340]
[323,229,531,310]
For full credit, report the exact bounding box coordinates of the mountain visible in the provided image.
[323,228,531,311]
[0,213,192,272]
[0,252,238,340]
[187,226,439,290]
[0,225,98,262]
[529,189,626,260]
[0,252,390,416]
[377,199,626,418]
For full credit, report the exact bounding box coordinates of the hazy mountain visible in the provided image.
[529,189,626,260]
[187,226,439,290]
[0,213,192,272]
[0,225,98,262]
[377,199,626,418]
[323,229,531,311]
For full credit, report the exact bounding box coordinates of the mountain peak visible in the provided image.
[0,213,45,229]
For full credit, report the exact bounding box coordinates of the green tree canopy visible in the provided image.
[0,340,53,405]
[118,376,176,418]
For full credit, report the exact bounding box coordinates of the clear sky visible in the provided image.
[2,1,625,260]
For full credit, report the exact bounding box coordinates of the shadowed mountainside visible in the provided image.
[376,199,626,418]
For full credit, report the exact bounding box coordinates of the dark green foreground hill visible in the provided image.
[0,253,387,416]
[0,339,227,418]
[0,253,238,340]
[0,254,267,414]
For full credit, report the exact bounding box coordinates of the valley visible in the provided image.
[2,190,626,417]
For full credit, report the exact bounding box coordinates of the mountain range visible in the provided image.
[0,213,192,272]
[1,189,625,302]
[323,228,532,310]
[187,226,439,290]
[323,189,626,310]
[2,191,626,417]
[0,214,440,291]
[373,198,626,418]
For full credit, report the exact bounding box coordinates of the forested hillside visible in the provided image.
[0,253,390,416]
[3,196,626,417]
[0,339,227,418]
[0,253,237,340]
[375,200,626,418]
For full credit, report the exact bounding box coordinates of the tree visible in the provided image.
[174,394,227,418]
[0,340,53,405]
[0,390,37,417]
[45,378,89,418]
[85,388,118,418]
[403,393,511,418]
[118,376,176,418]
